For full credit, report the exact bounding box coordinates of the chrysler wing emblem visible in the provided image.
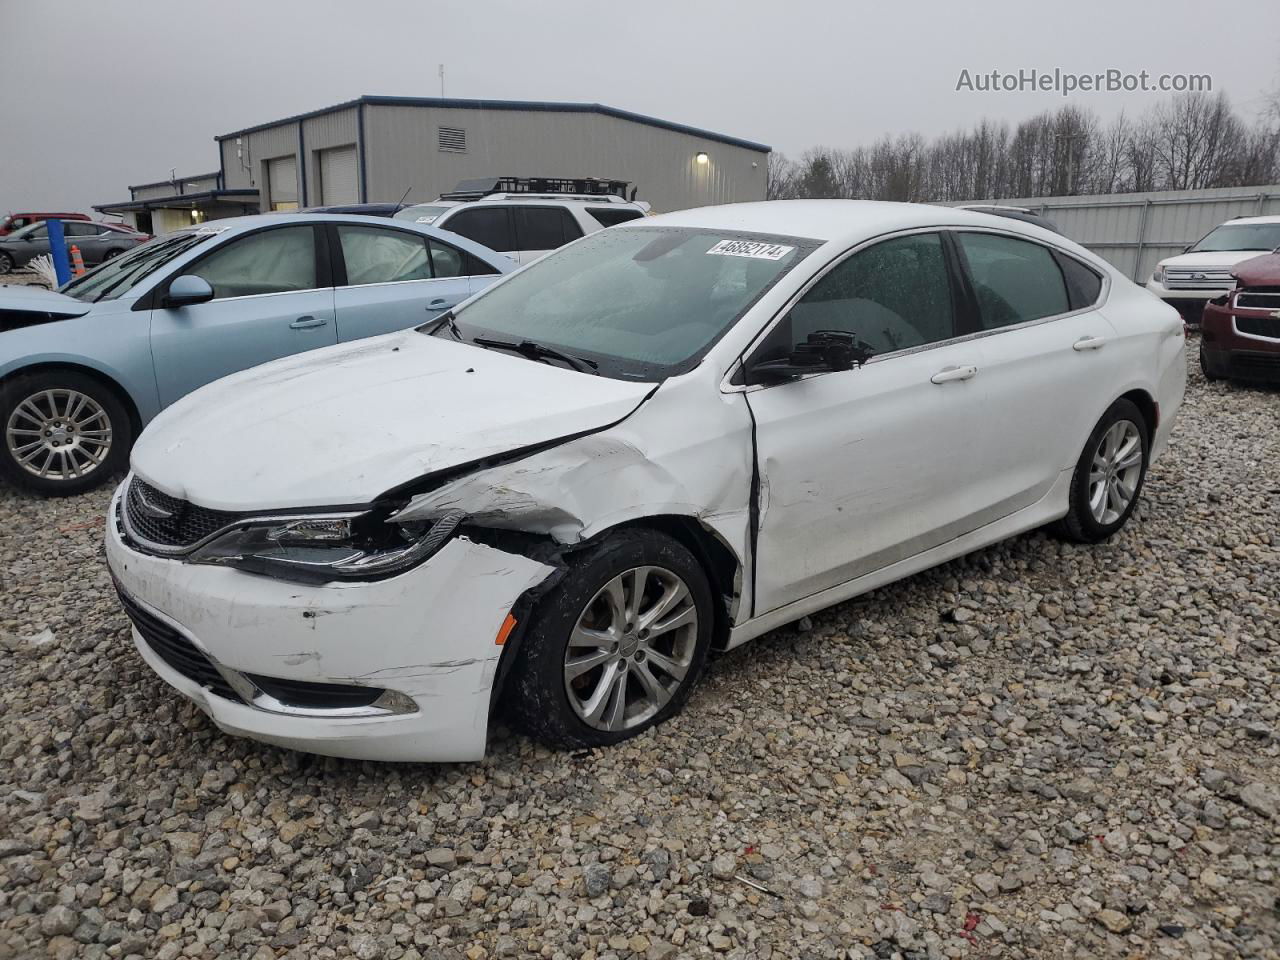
[136,489,177,520]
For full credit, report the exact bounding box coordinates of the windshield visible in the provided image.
[393,204,452,225]
[60,231,212,302]
[1191,223,1280,253]
[434,226,818,380]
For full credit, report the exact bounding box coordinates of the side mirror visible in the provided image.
[165,275,215,308]
[747,331,873,383]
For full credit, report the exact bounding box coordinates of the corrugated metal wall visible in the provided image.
[362,105,767,212]
[301,108,359,207]
[945,185,1280,282]
[218,124,298,208]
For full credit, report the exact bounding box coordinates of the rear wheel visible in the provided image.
[1052,398,1149,543]
[507,529,714,750]
[102,248,124,261]
[0,371,132,496]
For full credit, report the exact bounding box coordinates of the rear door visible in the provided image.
[948,230,1122,516]
[330,223,479,342]
[64,222,109,263]
[149,223,336,406]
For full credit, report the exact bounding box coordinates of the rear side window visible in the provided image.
[587,207,645,228]
[443,207,515,252]
[337,225,430,285]
[512,207,581,250]
[956,232,1070,330]
[1054,252,1103,309]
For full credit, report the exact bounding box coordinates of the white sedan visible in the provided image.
[105,201,1186,762]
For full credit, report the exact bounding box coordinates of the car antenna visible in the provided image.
[394,186,412,213]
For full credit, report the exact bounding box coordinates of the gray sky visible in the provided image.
[3,0,1278,212]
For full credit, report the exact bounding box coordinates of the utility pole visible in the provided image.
[1055,133,1084,195]
[439,64,445,98]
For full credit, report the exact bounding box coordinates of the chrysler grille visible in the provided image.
[125,477,241,549]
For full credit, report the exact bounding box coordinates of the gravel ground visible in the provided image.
[1,344,1277,960]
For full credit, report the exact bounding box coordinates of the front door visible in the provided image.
[149,224,336,407]
[746,231,987,615]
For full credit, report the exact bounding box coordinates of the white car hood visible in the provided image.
[0,284,92,317]
[1158,250,1271,270]
[131,331,655,511]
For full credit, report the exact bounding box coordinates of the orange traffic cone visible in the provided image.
[70,245,86,276]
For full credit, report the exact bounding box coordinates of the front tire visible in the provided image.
[1199,346,1224,382]
[507,529,714,750]
[1052,398,1149,544]
[0,371,132,496]
[0,252,13,275]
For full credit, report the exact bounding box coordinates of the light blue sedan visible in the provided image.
[0,214,513,495]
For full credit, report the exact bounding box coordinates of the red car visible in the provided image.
[1200,253,1280,384]
[0,211,91,236]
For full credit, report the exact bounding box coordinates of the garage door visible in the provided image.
[319,146,358,205]
[266,156,298,211]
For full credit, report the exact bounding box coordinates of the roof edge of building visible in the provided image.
[214,96,770,153]
[127,171,222,192]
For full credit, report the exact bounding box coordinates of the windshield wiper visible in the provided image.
[471,336,599,374]
[430,309,463,340]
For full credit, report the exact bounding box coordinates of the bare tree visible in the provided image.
[766,152,796,200]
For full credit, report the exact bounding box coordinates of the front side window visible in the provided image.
[337,225,430,285]
[443,207,515,252]
[438,227,817,380]
[781,232,956,356]
[957,232,1069,330]
[185,226,316,300]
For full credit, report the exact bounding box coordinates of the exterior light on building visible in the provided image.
[695,152,709,165]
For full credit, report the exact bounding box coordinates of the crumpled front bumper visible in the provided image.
[104,484,554,762]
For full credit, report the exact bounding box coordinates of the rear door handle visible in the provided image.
[930,364,978,384]
[426,298,458,310]
[290,316,328,330]
[1073,335,1108,351]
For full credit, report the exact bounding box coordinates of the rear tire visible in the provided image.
[0,370,132,496]
[1052,398,1149,544]
[103,248,124,261]
[506,529,714,750]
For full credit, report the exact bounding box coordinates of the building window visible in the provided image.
[438,126,467,153]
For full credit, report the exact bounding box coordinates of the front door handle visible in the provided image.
[1073,335,1108,351]
[426,298,457,310]
[290,316,328,330]
[930,364,978,384]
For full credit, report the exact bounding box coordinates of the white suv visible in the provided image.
[1146,215,1280,322]
[394,177,649,264]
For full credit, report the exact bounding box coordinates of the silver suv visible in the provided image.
[394,177,648,264]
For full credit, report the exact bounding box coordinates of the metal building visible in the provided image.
[95,172,259,235]
[99,96,770,233]
[216,96,769,215]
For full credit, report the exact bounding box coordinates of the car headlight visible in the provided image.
[188,508,466,583]
[1151,266,1165,284]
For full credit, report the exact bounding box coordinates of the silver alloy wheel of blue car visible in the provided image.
[5,387,113,481]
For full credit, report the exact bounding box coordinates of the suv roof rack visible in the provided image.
[440,176,633,202]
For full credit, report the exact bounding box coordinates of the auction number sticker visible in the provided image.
[416,216,438,224]
[706,239,794,260]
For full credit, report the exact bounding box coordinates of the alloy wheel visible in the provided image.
[564,564,699,732]
[5,388,113,481]
[1087,419,1142,525]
